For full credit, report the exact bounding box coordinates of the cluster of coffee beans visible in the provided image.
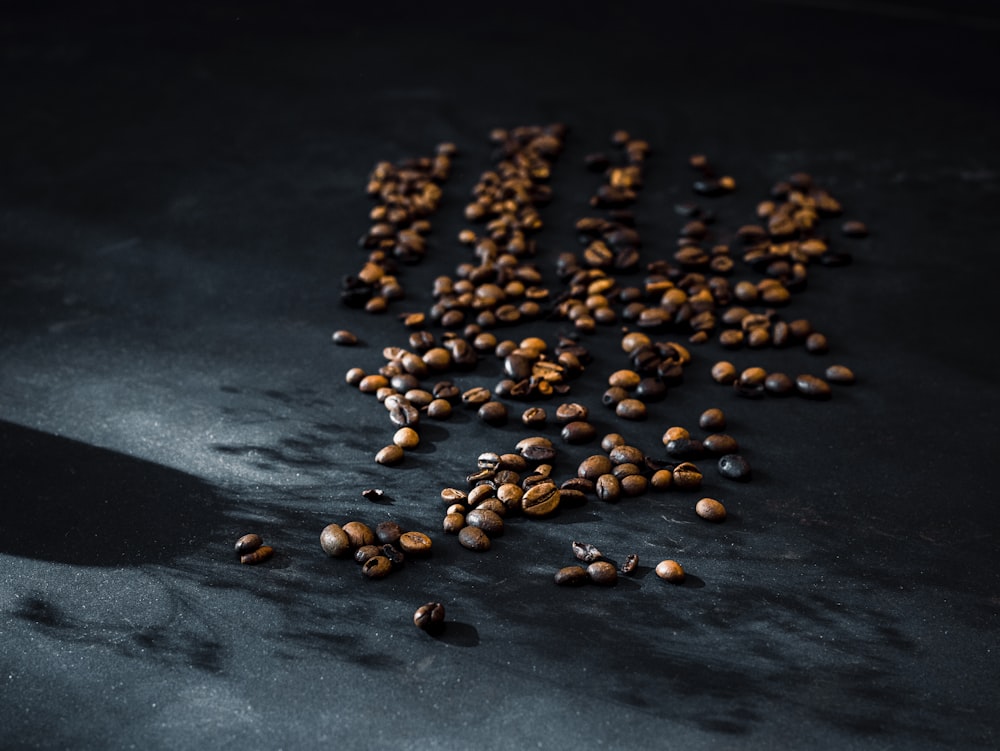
[235,533,273,565]
[658,407,752,482]
[492,335,590,401]
[711,360,855,400]
[320,520,432,579]
[426,125,567,330]
[341,144,455,313]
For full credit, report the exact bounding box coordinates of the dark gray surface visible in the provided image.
[2,2,998,749]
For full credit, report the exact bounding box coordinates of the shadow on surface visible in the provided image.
[0,420,225,566]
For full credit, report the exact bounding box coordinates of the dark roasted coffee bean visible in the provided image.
[764,372,795,395]
[332,330,359,346]
[616,399,647,420]
[382,544,405,567]
[354,544,381,564]
[587,560,618,586]
[699,408,726,431]
[458,525,491,551]
[703,433,739,455]
[240,545,274,565]
[466,509,504,537]
[826,364,856,384]
[595,473,621,502]
[462,386,493,406]
[578,454,614,481]
[805,332,829,354]
[609,445,644,466]
[561,421,597,444]
[235,533,263,556]
[516,436,556,462]
[796,374,832,400]
[733,381,765,399]
[655,559,685,583]
[620,474,648,496]
[621,554,639,575]
[572,541,604,563]
[602,386,628,407]
[672,462,703,490]
[432,381,461,401]
[362,555,392,578]
[665,438,705,460]
[478,401,508,426]
[635,377,667,401]
[711,361,737,384]
[554,565,589,586]
[375,520,403,545]
[521,406,547,427]
[320,524,351,557]
[555,402,589,423]
[718,454,752,481]
[522,481,560,517]
[695,497,727,522]
[413,602,445,631]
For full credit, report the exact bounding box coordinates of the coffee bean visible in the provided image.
[427,398,452,419]
[665,438,705,460]
[841,220,869,237]
[561,421,597,444]
[362,555,392,578]
[578,454,614,481]
[650,468,673,490]
[375,520,403,545]
[240,545,274,565]
[695,497,727,522]
[609,444,644,466]
[462,386,493,406]
[672,462,703,490]
[616,399,647,420]
[443,512,465,534]
[699,408,726,431]
[718,454,752,481]
[609,369,641,389]
[601,433,627,452]
[359,374,390,393]
[662,426,690,443]
[522,481,561,517]
[354,544,381,564]
[342,521,375,549]
[516,436,556,461]
[413,602,445,631]
[602,386,628,407]
[458,525,491,551]
[655,559,685,583]
[703,434,739,455]
[332,330,359,346]
[393,427,420,449]
[521,407,547,427]
[587,560,618,586]
[555,402,589,423]
[825,364,856,384]
[320,524,351,557]
[572,541,604,563]
[554,565,589,586]
[235,533,263,556]
[345,367,366,386]
[764,372,795,395]
[620,474,648,496]
[440,487,468,505]
[711,361,737,384]
[739,367,767,387]
[376,445,405,465]
[595,473,621,502]
[466,508,504,537]
[478,401,508,426]
[796,374,832,400]
[805,332,829,354]
[635,378,667,401]
[399,531,433,556]
[381,543,405,567]
[621,554,639,575]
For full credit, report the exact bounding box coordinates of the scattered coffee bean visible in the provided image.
[320,524,352,557]
[375,520,403,545]
[555,402,589,423]
[443,512,465,534]
[699,408,726,431]
[345,367,366,386]
[354,544,381,564]
[362,555,392,579]
[711,361,737,384]
[466,508,504,537]
[235,533,263,556]
[342,521,375,549]
[764,371,795,395]
[381,543,405,567]
[655,559,685,583]
[796,374,832,400]
[516,436,556,462]
[521,481,561,517]
[621,554,639,575]
[413,602,446,631]
[554,565,589,586]
[522,407,547,427]
[572,541,604,563]
[620,474,648,496]
[595,473,622,502]
[825,364,856,384]
[578,454,614,481]
[332,330,359,346]
[718,454,752,481]
[240,545,274,565]
[650,468,672,490]
[458,525,491,551]
[695,497,727,522]
[561,421,597,444]
[478,401,508,426]
[376,445,404,465]
[665,437,704,460]
[703,433,739,455]
[587,560,619,586]
[399,531,433,556]
[805,332,829,354]
[393,427,420,449]
[601,432,627,452]
[615,398,647,420]
[672,462,703,490]
[841,220,869,237]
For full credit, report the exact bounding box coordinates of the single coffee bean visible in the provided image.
[521,481,560,517]
[805,332,829,354]
[796,374,832,400]
[587,560,619,586]
[635,377,667,401]
[345,367,366,386]
[376,445,404,465]
[478,401,508,426]
[555,402,589,423]
[825,364,856,384]
[595,473,621,502]
[764,372,795,395]
[496,483,524,508]
[841,219,869,237]
[739,367,768,386]
[711,361,737,384]
[609,369,641,389]
[235,533,263,556]
[381,543,405,567]
[621,554,639,575]
[332,330,358,346]
[427,398,452,419]
[375,520,403,545]
[362,555,392,579]
[650,468,673,490]
[458,525,491,551]
[672,462,703,490]
[561,421,597,444]
[443,512,465,534]
[399,531,433,556]
[662,426,690,443]
[572,541,604,563]
[655,559,685,583]
[476,498,507,517]
[554,565,589,586]
[578,454,614,481]
[734,381,765,399]
[718,454,752,481]
[620,474,648,496]
[342,521,375,549]
[699,408,726,431]
[616,398,647,420]
[393,427,420,449]
[665,438,705,459]
[695,497,727,522]
[602,386,629,407]
[466,508,504,537]
[413,602,446,631]
[561,477,594,494]
[441,487,467,504]
[354,544,381,564]
[703,433,739,455]
[320,524,351,557]
[522,407,547,427]
[516,436,557,462]
[359,374,390,393]
[461,386,493,406]
[609,444,645,466]
[240,545,274,565]
[601,433,627,452]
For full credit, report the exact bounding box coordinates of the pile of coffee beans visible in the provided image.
[320,520,432,579]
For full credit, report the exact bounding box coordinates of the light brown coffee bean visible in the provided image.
[320,524,351,557]
[825,364,856,384]
[399,531,433,556]
[595,473,621,502]
[695,497,727,522]
[578,454,614,481]
[393,427,420,449]
[655,559,685,583]
[240,545,274,565]
[376,445,404,465]
[521,481,560,517]
[672,462,703,490]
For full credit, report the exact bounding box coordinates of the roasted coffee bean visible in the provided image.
[841,220,869,237]
[555,402,589,423]
[441,487,468,504]
[734,381,765,399]
[621,554,639,575]
[468,484,495,504]
[805,332,829,354]
[662,426,690,443]
[427,398,452,419]
[554,565,589,586]
[382,544,405,567]
[672,462,703,490]
[620,474,648,496]
[498,453,528,472]
[739,367,768,386]
[655,559,685,583]
[376,445,404,465]
[476,498,507,517]
[320,524,352,557]
[375,520,403,545]
[635,377,667,401]
[613,462,641,479]
[699,407,726,431]
[718,454,752,481]
[559,488,587,506]
[521,481,560,517]
[572,541,604,563]
[796,374,832,400]
[587,560,619,586]
[413,602,446,631]
[342,521,376,549]
[362,555,392,579]
[478,401,508,426]
[825,364,856,384]
[332,330,359,346]
[354,544,381,564]
[616,399,647,420]
[695,497,727,522]
[578,454,614,481]
[609,444,645,466]
[650,468,672,490]
[601,433,627,452]
[235,533,263,556]
[711,361,737,384]
[466,508,504,537]
[764,372,795,395]
[496,483,524,509]
[521,407,547,427]
[703,433,739,455]
[516,436,556,461]
[602,386,629,407]
[458,525,491,551]
[345,367,366,386]
[562,421,597,444]
[359,374,390,393]
[462,386,493,406]
[399,531,433,556]
[432,381,461,401]
[443,512,465,534]
[393,427,420,449]
[608,369,641,389]
[240,545,274,565]
[595,473,622,502]
[561,477,594,494]
[665,438,705,460]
